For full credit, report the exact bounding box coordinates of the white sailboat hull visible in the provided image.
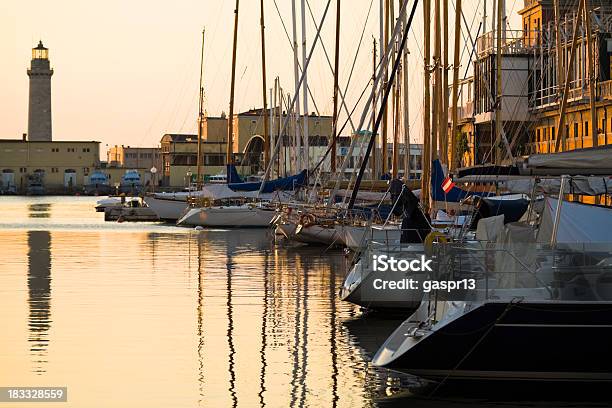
[177,205,276,228]
[143,196,188,221]
[296,223,344,246]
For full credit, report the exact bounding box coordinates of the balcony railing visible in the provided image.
[476,30,531,57]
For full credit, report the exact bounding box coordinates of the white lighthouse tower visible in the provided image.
[27,41,53,141]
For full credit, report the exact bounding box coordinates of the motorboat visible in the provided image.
[84,171,113,195]
[119,170,143,194]
[26,172,45,195]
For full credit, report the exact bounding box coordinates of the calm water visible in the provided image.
[0,197,419,408]
[1,197,610,408]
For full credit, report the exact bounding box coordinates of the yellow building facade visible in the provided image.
[0,138,100,193]
[454,0,612,168]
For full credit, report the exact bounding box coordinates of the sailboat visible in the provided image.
[373,195,612,381]
[372,142,612,381]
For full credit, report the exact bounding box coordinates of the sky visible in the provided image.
[1,0,521,153]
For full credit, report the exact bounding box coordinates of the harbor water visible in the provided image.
[1,197,611,408]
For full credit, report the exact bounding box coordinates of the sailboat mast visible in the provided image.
[382,0,389,176]
[196,29,205,189]
[347,0,418,209]
[432,0,440,161]
[422,0,431,211]
[494,0,502,164]
[583,0,597,147]
[227,0,240,181]
[260,0,270,169]
[554,0,584,153]
[291,0,302,171]
[391,0,399,179]
[401,7,410,179]
[371,39,377,179]
[441,0,449,164]
[330,0,341,173]
[553,0,563,99]
[301,0,309,170]
[450,0,462,170]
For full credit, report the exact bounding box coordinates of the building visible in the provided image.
[159,109,337,187]
[338,132,423,180]
[454,0,612,167]
[202,114,228,143]
[0,137,100,193]
[27,41,53,142]
[160,133,227,187]
[106,145,161,170]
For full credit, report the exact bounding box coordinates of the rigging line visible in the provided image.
[259,0,333,194]
[272,0,323,118]
[305,0,363,133]
[456,22,482,102]
[338,0,375,123]
[306,0,374,122]
[327,0,413,205]
[310,73,374,175]
[348,0,419,209]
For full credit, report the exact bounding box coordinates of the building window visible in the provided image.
[584,122,589,138]
[602,118,607,135]
[551,127,555,142]
[51,147,59,152]
[574,123,578,139]
[83,167,89,176]
[20,167,27,173]
[82,148,90,153]
[536,129,540,142]
[67,147,75,152]
[51,168,58,173]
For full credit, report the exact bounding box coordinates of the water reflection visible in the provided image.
[226,241,237,408]
[27,230,52,374]
[3,198,612,407]
[27,203,52,218]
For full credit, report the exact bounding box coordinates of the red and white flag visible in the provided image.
[441,176,455,194]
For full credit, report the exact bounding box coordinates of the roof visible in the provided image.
[237,107,332,118]
[160,134,198,143]
[0,139,99,144]
[35,40,47,50]
[160,134,225,144]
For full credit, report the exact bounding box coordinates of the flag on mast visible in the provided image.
[441,176,455,194]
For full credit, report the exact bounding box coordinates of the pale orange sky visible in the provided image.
[1,0,520,153]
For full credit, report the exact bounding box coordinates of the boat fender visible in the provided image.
[424,231,448,256]
[300,213,316,228]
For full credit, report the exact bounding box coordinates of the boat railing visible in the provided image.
[432,242,612,302]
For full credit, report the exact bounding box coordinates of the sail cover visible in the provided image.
[504,176,612,196]
[537,197,612,243]
[525,145,612,174]
[228,170,307,193]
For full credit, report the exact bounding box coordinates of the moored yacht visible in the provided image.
[176,199,277,228]
[373,194,612,382]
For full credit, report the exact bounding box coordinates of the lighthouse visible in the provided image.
[27,41,53,141]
